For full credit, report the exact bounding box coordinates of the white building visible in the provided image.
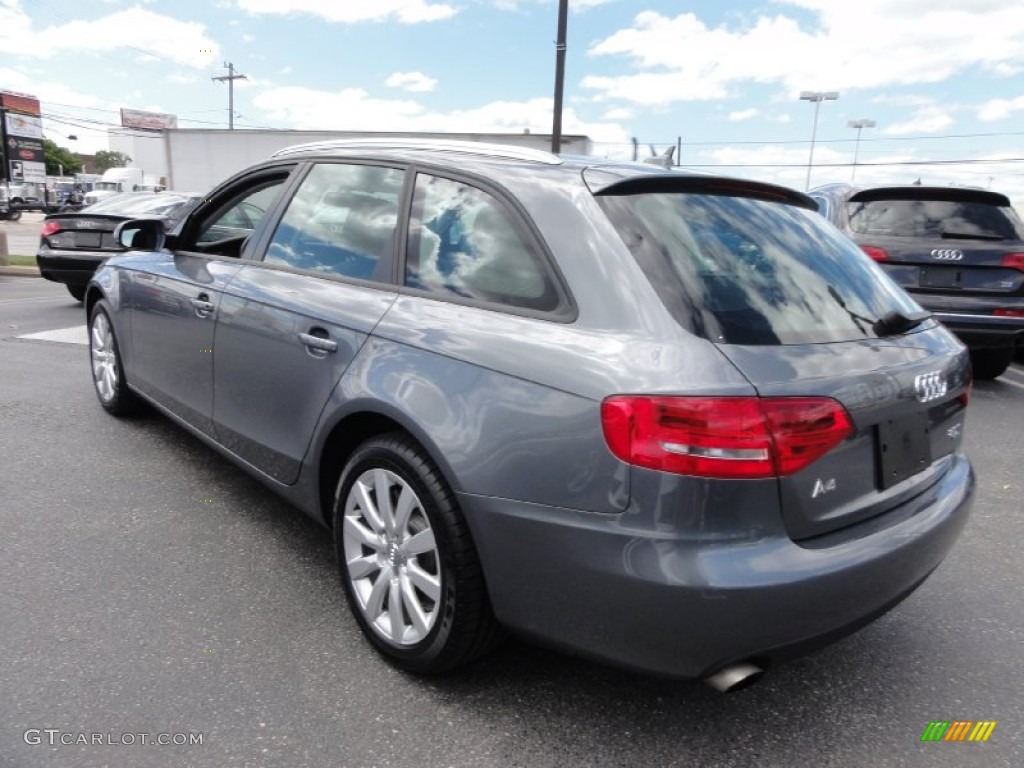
[108,128,592,194]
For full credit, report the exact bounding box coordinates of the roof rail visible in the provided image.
[270,137,563,165]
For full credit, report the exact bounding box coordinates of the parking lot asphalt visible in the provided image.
[0,279,1022,768]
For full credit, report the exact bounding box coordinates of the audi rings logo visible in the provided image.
[914,371,947,403]
[930,249,963,261]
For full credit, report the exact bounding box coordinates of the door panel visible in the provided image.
[128,254,244,434]
[211,266,397,484]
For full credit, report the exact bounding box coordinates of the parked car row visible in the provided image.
[80,140,975,688]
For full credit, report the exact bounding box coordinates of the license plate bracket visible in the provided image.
[73,232,102,248]
[876,411,932,489]
[919,266,961,289]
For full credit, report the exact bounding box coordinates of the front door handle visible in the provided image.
[191,294,215,318]
[298,331,338,355]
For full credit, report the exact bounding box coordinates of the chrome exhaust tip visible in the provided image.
[703,662,764,693]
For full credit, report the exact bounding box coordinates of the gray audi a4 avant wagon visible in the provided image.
[86,139,974,690]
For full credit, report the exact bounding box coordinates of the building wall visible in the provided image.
[108,129,170,183]
[158,129,592,193]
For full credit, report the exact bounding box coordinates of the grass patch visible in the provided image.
[6,254,37,266]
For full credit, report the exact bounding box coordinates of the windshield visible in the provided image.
[847,198,1024,240]
[598,192,924,345]
[94,182,120,191]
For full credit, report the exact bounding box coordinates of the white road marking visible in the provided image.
[0,296,70,305]
[17,325,88,345]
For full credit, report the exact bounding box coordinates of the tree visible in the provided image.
[43,139,83,176]
[94,150,133,173]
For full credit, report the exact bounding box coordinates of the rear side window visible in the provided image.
[846,198,1024,240]
[265,163,403,281]
[598,192,923,345]
[405,174,561,312]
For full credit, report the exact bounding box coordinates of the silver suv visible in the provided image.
[85,140,974,689]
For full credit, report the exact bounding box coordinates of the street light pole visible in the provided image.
[847,118,876,182]
[799,90,839,191]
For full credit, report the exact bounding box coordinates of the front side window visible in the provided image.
[264,163,403,282]
[405,174,559,312]
[196,183,285,246]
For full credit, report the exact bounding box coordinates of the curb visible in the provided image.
[0,265,42,277]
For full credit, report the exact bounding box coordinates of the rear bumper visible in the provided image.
[462,453,974,679]
[36,251,108,287]
[931,312,1024,349]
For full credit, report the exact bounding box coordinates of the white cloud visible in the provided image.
[602,107,633,120]
[728,108,759,121]
[385,71,438,93]
[242,33,255,42]
[881,106,954,135]
[978,95,1024,121]
[236,0,456,24]
[584,3,1024,105]
[0,3,219,68]
[252,86,629,146]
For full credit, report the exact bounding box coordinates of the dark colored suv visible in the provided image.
[811,183,1024,379]
[85,141,974,689]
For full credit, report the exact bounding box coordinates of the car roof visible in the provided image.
[810,182,1013,207]
[263,138,815,208]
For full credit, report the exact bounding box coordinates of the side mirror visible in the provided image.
[114,218,167,251]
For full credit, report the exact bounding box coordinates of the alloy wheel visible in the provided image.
[341,468,442,646]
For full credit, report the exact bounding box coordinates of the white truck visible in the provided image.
[83,167,146,205]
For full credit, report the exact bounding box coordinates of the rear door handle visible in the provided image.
[298,331,338,354]
[191,293,215,318]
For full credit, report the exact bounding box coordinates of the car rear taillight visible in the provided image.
[601,396,854,479]
[1002,253,1024,272]
[40,220,62,238]
[860,246,889,262]
[993,308,1024,317]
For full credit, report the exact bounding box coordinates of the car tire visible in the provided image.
[88,300,140,415]
[67,284,86,303]
[3,208,21,222]
[970,347,1013,380]
[333,433,503,674]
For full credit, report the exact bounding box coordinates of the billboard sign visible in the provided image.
[0,91,41,117]
[4,112,44,140]
[120,108,178,131]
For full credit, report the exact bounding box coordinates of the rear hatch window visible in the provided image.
[595,180,924,345]
[846,191,1024,240]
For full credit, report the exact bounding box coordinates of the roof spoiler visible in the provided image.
[591,174,817,210]
[848,186,1012,206]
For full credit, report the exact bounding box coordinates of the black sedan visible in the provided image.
[36,192,202,302]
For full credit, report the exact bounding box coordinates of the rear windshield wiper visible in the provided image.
[940,231,1004,241]
[872,309,932,337]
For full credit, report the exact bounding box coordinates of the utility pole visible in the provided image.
[550,0,568,154]
[212,62,247,130]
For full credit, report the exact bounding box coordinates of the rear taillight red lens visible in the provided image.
[601,396,854,479]
[40,221,62,238]
[1002,253,1024,272]
[993,308,1024,317]
[860,245,889,262]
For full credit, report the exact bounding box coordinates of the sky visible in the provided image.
[2,0,1024,201]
